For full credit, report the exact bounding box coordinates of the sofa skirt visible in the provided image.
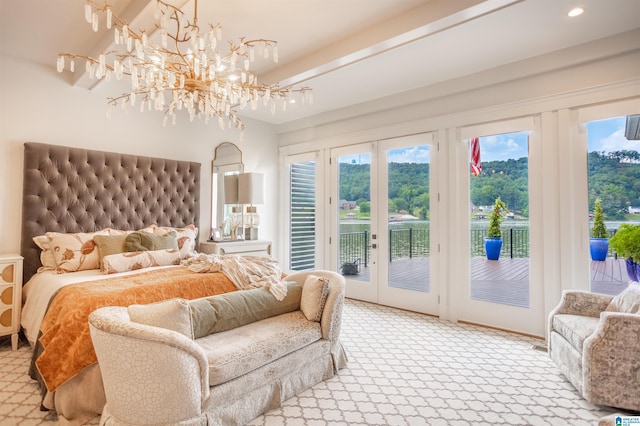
[550,331,584,395]
[204,340,339,426]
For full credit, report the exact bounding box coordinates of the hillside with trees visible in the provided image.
[339,150,640,220]
[588,151,640,219]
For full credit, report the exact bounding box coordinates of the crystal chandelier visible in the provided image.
[56,0,312,131]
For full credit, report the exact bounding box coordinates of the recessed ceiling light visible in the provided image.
[568,7,584,17]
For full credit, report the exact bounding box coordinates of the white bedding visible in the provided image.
[21,265,178,345]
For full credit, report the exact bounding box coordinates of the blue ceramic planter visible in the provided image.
[484,237,502,260]
[589,238,609,261]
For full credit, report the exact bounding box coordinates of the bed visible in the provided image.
[19,142,240,425]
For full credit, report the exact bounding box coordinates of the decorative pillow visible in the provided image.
[137,225,158,234]
[93,234,129,271]
[33,235,57,272]
[606,283,640,314]
[47,230,110,273]
[300,275,330,322]
[102,249,181,274]
[189,282,302,339]
[154,225,198,259]
[106,228,132,236]
[128,298,194,339]
[124,231,178,252]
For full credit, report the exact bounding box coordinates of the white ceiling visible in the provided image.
[2,0,640,127]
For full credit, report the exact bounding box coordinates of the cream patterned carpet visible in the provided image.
[0,299,630,425]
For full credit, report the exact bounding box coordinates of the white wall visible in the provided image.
[0,54,280,256]
[277,29,640,146]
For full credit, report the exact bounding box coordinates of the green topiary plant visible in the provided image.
[487,197,508,238]
[609,223,640,261]
[591,198,608,238]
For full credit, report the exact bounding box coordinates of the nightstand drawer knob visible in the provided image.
[1,264,13,283]
[0,287,12,305]
[0,308,12,327]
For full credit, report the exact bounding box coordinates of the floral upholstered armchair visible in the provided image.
[548,284,640,411]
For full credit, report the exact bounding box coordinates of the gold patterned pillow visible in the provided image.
[47,230,110,273]
[33,235,57,272]
[154,225,198,259]
[102,249,181,274]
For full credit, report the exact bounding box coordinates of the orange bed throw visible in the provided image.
[35,266,237,392]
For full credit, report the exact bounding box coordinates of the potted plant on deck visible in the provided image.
[589,198,609,261]
[484,197,508,260]
[609,223,640,281]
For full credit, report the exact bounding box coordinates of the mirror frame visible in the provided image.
[212,142,244,237]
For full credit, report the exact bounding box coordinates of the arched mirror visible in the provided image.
[211,142,243,239]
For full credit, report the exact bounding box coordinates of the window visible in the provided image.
[289,160,316,270]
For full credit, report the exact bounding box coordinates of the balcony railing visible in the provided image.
[339,227,621,266]
[469,228,529,258]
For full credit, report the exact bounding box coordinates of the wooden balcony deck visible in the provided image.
[348,257,630,308]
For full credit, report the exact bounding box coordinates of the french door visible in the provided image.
[455,118,545,336]
[330,134,439,315]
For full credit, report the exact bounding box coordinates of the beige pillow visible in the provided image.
[102,249,181,274]
[124,231,178,252]
[94,234,129,270]
[606,284,640,314]
[300,275,330,322]
[128,298,194,339]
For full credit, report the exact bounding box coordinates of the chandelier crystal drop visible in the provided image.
[57,0,312,132]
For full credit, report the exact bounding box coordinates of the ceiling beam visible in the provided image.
[261,0,523,88]
[73,0,189,89]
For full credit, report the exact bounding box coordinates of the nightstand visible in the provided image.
[0,254,23,351]
[199,240,272,257]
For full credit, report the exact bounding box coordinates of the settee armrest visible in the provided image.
[285,270,347,370]
[89,307,210,424]
[550,290,612,318]
[582,311,640,410]
[285,270,346,341]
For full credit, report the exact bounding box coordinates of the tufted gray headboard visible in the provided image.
[20,142,201,284]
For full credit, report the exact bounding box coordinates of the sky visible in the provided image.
[478,132,528,162]
[587,116,640,153]
[339,145,430,165]
[337,115,638,165]
[479,116,639,161]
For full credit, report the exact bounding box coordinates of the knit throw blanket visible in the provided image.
[183,253,288,300]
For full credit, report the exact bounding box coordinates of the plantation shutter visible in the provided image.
[289,161,316,270]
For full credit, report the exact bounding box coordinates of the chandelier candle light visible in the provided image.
[57,0,312,132]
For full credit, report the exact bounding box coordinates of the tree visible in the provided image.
[414,193,430,219]
[358,200,370,215]
[591,198,607,238]
[487,197,508,238]
[393,197,408,212]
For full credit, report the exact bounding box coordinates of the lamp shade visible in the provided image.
[238,173,264,205]
[223,174,239,204]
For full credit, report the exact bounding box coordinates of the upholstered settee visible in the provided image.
[88,270,347,426]
[548,284,640,411]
